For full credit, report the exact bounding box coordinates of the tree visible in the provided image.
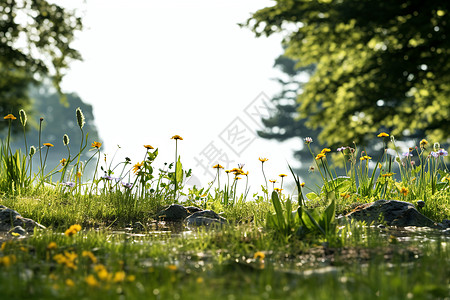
[0,0,83,131]
[245,0,450,147]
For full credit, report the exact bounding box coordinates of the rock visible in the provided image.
[0,206,46,232]
[185,210,227,227]
[438,219,450,229]
[185,206,202,214]
[416,200,425,208]
[9,226,27,236]
[157,204,190,222]
[346,200,438,228]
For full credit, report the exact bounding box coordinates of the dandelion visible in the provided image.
[212,164,223,169]
[253,251,265,260]
[65,224,82,237]
[279,174,287,178]
[315,153,326,160]
[259,157,268,163]
[85,274,99,287]
[420,139,428,148]
[65,279,75,287]
[113,271,126,283]
[377,132,389,137]
[304,137,313,144]
[196,277,204,284]
[3,114,16,120]
[381,173,396,177]
[274,188,283,192]
[60,158,67,166]
[400,186,409,196]
[321,148,331,154]
[360,155,372,161]
[300,182,305,187]
[91,141,102,149]
[167,264,177,271]
[76,107,85,129]
[132,161,144,174]
[82,251,98,264]
[171,135,183,140]
[144,144,154,149]
[47,242,58,250]
[43,143,54,147]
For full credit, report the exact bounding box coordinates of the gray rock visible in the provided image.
[438,219,450,229]
[185,210,227,227]
[0,206,46,232]
[185,206,202,214]
[9,226,27,236]
[157,204,190,222]
[346,200,438,228]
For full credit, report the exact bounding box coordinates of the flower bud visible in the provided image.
[19,109,27,127]
[76,107,85,129]
[63,134,70,146]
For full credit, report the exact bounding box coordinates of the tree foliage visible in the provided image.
[245,0,450,146]
[0,0,83,130]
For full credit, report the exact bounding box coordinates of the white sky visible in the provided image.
[60,0,303,196]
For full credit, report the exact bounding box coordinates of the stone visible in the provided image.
[9,226,27,236]
[0,206,46,232]
[185,206,202,214]
[185,210,227,227]
[157,204,190,222]
[345,200,438,228]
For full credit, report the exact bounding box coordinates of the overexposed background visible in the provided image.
[60,0,303,195]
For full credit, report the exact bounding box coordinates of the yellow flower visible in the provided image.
[315,153,326,160]
[43,143,54,147]
[196,277,204,284]
[65,279,75,287]
[381,172,395,177]
[85,274,100,287]
[126,275,136,282]
[65,224,82,237]
[171,135,183,140]
[82,251,98,264]
[76,171,82,178]
[420,139,428,147]
[274,188,283,192]
[3,114,16,120]
[113,271,126,283]
[0,255,16,267]
[377,132,389,137]
[300,182,305,187]
[259,157,268,162]
[360,155,372,161]
[97,268,110,281]
[320,148,331,154]
[212,164,223,169]
[167,264,177,271]
[132,161,144,174]
[144,144,154,149]
[91,141,102,149]
[60,158,67,166]
[269,179,277,183]
[400,186,409,196]
[253,251,265,260]
[279,174,287,178]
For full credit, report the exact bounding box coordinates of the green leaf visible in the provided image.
[306,192,320,201]
[271,191,286,231]
[176,157,183,183]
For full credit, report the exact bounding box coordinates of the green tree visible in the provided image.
[245,0,450,147]
[0,0,83,131]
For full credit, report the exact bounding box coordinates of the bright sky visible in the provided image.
[61,0,302,196]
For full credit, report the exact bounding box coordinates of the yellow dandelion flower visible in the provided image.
[259,157,268,162]
[65,279,75,287]
[126,275,136,282]
[300,182,305,187]
[171,135,183,140]
[360,155,372,161]
[381,172,396,177]
[400,186,409,196]
[212,164,223,169]
[320,148,331,154]
[85,274,100,287]
[269,179,277,183]
[420,139,428,147]
[315,153,326,160]
[132,161,144,174]
[82,251,98,264]
[60,158,67,166]
[43,143,54,147]
[97,268,110,281]
[377,132,389,137]
[113,271,126,283]
[91,141,102,149]
[144,144,154,149]
[167,264,177,271]
[253,251,265,260]
[279,174,287,178]
[274,188,283,192]
[3,114,16,120]
[196,277,204,284]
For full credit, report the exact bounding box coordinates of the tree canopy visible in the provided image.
[245,0,450,147]
[0,0,82,131]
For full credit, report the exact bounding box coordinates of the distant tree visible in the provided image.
[0,0,83,131]
[245,0,450,147]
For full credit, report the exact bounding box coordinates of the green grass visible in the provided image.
[0,109,449,299]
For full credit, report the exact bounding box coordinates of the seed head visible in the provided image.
[63,134,70,146]
[19,109,27,126]
[29,146,36,156]
[76,107,85,129]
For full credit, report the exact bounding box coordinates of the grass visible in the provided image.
[0,109,449,299]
